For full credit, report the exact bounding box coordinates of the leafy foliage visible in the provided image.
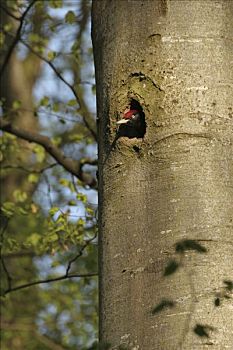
[0,0,97,349]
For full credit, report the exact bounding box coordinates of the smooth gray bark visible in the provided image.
[92,1,233,349]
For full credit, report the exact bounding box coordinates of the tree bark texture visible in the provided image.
[92,1,233,349]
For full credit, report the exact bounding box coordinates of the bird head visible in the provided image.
[116,109,140,125]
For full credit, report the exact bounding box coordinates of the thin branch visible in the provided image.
[66,232,97,275]
[0,119,97,187]
[20,39,97,141]
[0,0,37,78]
[1,257,12,291]
[4,272,98,295]
[2,232,98,295]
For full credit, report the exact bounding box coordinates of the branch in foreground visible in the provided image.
[0,119,97,187]
[4,272,98,295]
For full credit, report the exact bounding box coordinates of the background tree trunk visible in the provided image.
[92,0,233,349]
[0,0,42,201]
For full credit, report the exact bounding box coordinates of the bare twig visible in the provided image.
[20,39,97,141]
[1,257,12,290]
[0,0,37,78]
[4,272,97,295]
[0,119,97,187]
[66,232,97,275]
[2,231,98,295]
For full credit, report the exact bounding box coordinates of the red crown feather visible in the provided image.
[123,109,139,119]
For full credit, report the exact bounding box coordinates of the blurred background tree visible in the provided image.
[0,1,98,349]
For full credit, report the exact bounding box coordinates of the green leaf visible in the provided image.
[77,218,85,226]
[49,0,63,8]
[48,233,59,242]
[67,99,77,106]
[47,51,56,61]
[33,145,45,162]
[51,136,62,146]
[68,134,83,142]
[3,23,12,32]
[12,100,22,110]
[18,207,28,215]
[65,11,76,24]
[28,33,41,43]
[52,102,60,112]
[59,178,69,187]
[49,207,59,216]
[40,96,50,106]
[5,238,19,252]
[2,201,15,217]
[77,193,87,203]
[26,233,41,247]
[28,173,39,184]
[86,207,94,216]
[13,190,27,203]
[32,45,45,55]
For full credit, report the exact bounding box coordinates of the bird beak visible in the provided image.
[116,119,130,125]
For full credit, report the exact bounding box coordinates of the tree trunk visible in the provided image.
[92,0,233,349]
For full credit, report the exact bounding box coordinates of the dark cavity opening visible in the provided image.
[117,99,146,139]
[133,145,140,153]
